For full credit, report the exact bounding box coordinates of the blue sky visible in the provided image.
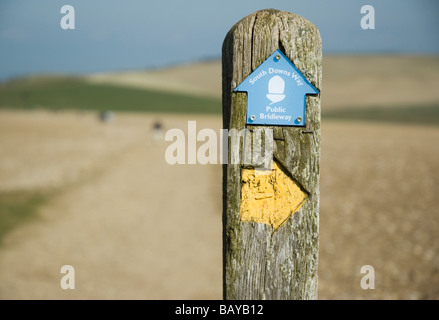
[0,0,438,80]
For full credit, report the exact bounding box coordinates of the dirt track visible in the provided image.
[0,110,222,299]
[0,110,438,299]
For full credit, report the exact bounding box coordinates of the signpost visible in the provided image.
[222,9,322,299]
[234,49,319,126]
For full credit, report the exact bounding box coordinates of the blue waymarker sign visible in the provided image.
[234,49,319,126]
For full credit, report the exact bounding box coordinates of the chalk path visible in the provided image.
[0,112,223,299]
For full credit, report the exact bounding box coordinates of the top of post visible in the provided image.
[222,9,322,93]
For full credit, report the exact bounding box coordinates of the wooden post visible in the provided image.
[222,9,322,300]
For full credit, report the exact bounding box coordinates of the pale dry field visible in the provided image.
[87,55,439,110]
[87,60,221,100]
[0,109,438,300]
[1,55,439,300]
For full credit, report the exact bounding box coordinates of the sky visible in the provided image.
[0,0,438,81]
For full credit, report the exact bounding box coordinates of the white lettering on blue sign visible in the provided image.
[234,49,319,126]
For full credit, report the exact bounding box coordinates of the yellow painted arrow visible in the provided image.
[240,160,307,230]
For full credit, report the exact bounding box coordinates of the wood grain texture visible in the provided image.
[222,9,322,300]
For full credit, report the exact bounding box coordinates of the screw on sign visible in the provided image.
[222,9,322,300]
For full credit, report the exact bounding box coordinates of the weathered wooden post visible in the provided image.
[222,9,322,299]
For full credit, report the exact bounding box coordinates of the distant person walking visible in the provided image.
[99,110,114,123]
[151,121,163,142]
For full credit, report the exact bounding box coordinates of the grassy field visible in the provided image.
[0,192,45,244]
[0,77,221,114]
[323,103,439,126]
[2,76,439,126]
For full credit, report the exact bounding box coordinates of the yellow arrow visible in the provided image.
[240,160,308,230]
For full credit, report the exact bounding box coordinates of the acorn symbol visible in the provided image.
[266,76,286,105]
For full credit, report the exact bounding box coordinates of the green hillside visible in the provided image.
[323,103,439,126]
[1,76,439,125]
[0,77,221,114]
